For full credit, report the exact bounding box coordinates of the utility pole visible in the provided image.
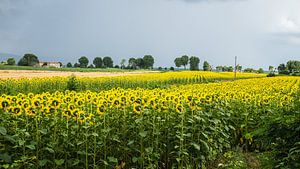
[234,56,237,79]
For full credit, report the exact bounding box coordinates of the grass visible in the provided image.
[0,65,155,72]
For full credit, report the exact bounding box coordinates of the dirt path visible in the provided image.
[0,70,158,79]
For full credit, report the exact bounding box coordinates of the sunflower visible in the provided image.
[51,99,61,108]
[133,104,142,114]
[175,104,184,113]
[11,106,23,117]
[96,105,105,115]
[1,99,10,109]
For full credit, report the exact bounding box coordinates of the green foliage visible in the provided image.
[128,58,137,69]
[278,63,289,74]
[286,60,300,74]
[66,75,79,91]
[18,53,39,66]
[267,72,276,77]
[236,65,242,72]
[203,61,211,71]
[216,65,234,72]
[93,57,103,68]
[257,68,264,73]
[66,62,72,68]
[181,55,189,69]
[120,59,126,69]
[189,56,200,70]
[135,58,144,69]
[244,68,255,73]
[78,56,89,68]
[74,63,80,68]
[174,57,183,68]
[103,56,113,68]
[6,58,15,65]
[143,55,154,69]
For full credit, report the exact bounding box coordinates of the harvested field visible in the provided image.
[0,70,157,79]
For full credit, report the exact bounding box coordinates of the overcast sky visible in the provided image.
[0,0,300,69]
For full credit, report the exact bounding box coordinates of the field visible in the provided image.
[0,70,157,79]
[0,65,134,72]
[0,71,299,168]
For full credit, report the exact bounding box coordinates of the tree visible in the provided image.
[66,62,73,68]
[78,56,89,68]
[236,65,242,72]
[268,66,274,72]
[278,63,288,74]
[128,58,137,69]
[74,63,80,68]
[189,56,200,70]
[203,61,211,71]
[18,53,39,66]
[244,68,255,73]
[216,66,223,72]
[143,55,154,69]
[136,58,144,69]
[286,60,300,73]
[93,57,103,68]
[228,66,234,72]
[181,55,189,70]
[7,58,16,65]
[103,56,113,68]
[120,59,126,69]
[170,67,175,71]
[257,68,264,73]
[174,58,183,68]
[88,64,94,68]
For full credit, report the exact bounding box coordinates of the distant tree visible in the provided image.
[216,66,223,72]
[114,65,120,69]
[203,61,211,71]
[174,57,183,68]
[228,66,234,72]
[88,64,94,68]
[244,68,255,73]
[66,62,73,68]
[78,56,89,68]
[268,66,274,72]
[158,67,163,70]
[120,59,126,69]
[18,53,39,66]
[74,63,80,68]
[189,56,200,70]
[286,60,300,73]
[170,67,175,71]
[181,55,189,70]
[257,68,264,73]
[164,67,168,70]
[143,55,155,69]
[7,58,16,65]
[128,58,137,69]
[236,65,242,72]
[136,58,144,69]
[93,57,103,68]
[103,56,113,68]
[278,63,288,74]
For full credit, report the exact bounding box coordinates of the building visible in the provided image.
[37,62,61,68]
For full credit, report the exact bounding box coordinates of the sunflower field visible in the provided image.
[0,71,265,95]
[1,73,300,168]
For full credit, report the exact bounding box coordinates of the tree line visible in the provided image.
[1,53,299,75]
[277,60,300,75]
[1,53,155,70]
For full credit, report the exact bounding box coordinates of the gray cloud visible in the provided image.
[0,0,299,69]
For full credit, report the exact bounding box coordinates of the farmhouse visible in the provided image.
[37,61,61,68]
